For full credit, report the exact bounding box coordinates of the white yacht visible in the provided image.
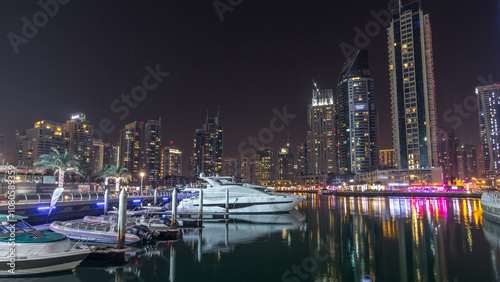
[177,175,305,214]
[0,214,92,276]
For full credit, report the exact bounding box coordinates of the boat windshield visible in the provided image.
[252,187,273,194]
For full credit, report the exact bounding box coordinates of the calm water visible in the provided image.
[4,195,499,282]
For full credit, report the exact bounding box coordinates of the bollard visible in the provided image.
[116,189,127,249]
[225,189,229,216]
[104,189,109,215]
[171,188,178,228]
[199,189,204,218]
[154,189,158,206]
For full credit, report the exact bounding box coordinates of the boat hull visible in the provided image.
[178,194,305,214]
[0,248,91,276]
[50,222,141,244]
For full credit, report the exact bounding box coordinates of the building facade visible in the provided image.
[296,143,308,177]
[161,146,182,178]
[379,149,395,169]
[63,113,93,178]
[119,121,143,182]
[477,84,500,177]
[143,119,162,184]
[437,131,459,184]
[253,147,274,186]
[388,1,438,170]
[16,120,66,166]
[277,145,295,186]
[336,49,378,175]
[224,156,250,183]
[193,115,223,176]
[355,168,443,190]
[307,84,335,175]
[457,145,477,181]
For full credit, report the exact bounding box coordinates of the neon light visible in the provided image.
[96,202,105,206]
[162,197,169,201]
[38,206,56,210]
[132,199,141,203]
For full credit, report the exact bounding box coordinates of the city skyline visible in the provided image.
[0,0,498,173]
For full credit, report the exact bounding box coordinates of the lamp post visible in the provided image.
[140,172,145,196]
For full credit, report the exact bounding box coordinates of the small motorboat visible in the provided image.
[49,221,159,244]
[83,215,176,237]
[0,214,92,277]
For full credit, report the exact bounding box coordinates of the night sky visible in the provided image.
[1,0,499,172]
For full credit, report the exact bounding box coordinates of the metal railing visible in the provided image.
[482,192,500,204]
[7,190,172,205]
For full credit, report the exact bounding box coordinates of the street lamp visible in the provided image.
[140,172,145,195]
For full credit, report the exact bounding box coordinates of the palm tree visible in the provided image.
[94,164,113,186]
[34,150,83,188]
[102,165,132,191]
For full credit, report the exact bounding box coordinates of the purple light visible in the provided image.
[96,202,105,206]
[37,206,56,210]
[132,199,141,203]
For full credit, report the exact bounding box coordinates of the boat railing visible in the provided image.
[482,192,500,204]
[10,190,172,205]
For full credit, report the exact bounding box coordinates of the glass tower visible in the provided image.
[388,0,438,169]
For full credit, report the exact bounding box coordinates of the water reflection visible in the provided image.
[182,211,306,256]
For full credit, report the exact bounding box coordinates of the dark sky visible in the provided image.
[1,0,499,172]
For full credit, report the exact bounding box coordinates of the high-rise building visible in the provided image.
[388,1,438,170]
[63,113,93,178]
[457,145,477,181]
[193,115,223,176]
[119,121,143,182]
[253,147,274,186]
[91,139,105,176]
[437,131,459,183]
[336,49,378,175]
[224,156,250,183]
[161,146,182,178]
[143,119,162,184]
[307,83,335,175]
[16,120,66,166]
[477,83,500,177]
[296,143,308,176]
[277,145,294,186]
[379,149,395,169]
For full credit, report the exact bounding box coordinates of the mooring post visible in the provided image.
[225,189,229,217]
[197,229,203,263]
[171,188,178,228]
[104,188,109,215]
[199,189,203,219]
[117,189,127,250]
[154,189,157,205]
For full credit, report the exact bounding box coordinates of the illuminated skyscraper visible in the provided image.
[143,119,162,183]
[193,114,223,176]
[0,134,4,161]
[161,146,182,178]
[277,144,294,186]
[16,120,66,166]
[437,131,459,183]
[457,144,477,181]
[388,1,438,169]
[379,149,395,169]
[63,113,93,178]
[224,156,250,183]
[119,121,143,182]
[296,143,308,176]
[477,83,500,177]
[336,49,378,175]
[307,84,335,175]
[253,147,274,186]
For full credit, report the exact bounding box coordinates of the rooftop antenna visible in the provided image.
[286,132,290,147]
[313,79,320,93]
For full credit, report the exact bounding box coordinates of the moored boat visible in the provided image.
[177,174,306,214]
[481,192,500,222]
[49,221,158,244]
[0,214,92,277]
